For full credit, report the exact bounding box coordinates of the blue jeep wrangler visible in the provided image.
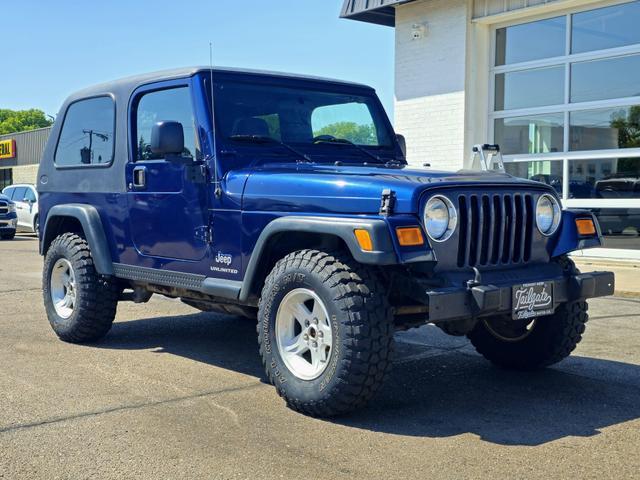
[0,193,17,240]
[38,67,614,416]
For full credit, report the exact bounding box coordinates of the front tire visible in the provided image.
[468,257,589,370]
[258,250,393,417]
[467,300,589,370]
[1,232,15,240]
[43,233,119,343]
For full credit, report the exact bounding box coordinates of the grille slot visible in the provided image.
[0,201,8,215]
[457,193,534,267]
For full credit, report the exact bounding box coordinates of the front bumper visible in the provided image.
[0,217,17,232]
[427,271,615,323]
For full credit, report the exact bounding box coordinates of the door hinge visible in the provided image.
[185,162,208,184]
[195,226,213,244]
[379,189,396,216]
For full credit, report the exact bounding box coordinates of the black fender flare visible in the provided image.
[238,216,396,302]
[41,204,114,276]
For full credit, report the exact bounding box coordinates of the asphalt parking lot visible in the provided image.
[1,236,639,479]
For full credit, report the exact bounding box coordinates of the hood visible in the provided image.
[240,163,554,214]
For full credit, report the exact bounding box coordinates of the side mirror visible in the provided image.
[151,121,185,157]
[396,134,407,159]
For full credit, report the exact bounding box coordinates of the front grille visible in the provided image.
[456,193,534,267]
[0,201,8,215]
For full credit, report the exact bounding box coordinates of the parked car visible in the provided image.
[0,193,17,240]
[595,175,640,198]
[37,67,614,417]
[2,184,39,236]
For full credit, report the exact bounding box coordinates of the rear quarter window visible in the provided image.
[55,96,115,167]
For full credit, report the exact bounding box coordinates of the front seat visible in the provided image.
[233,117,270,138]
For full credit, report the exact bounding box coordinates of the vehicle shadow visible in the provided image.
[98,311,640,447]
[6,235,37,241]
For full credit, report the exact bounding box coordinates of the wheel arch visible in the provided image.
[41,204,114,275]
[238,216,396,303]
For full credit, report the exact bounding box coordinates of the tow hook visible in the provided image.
[466,267,482,290]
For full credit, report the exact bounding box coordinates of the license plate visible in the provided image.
[512,281,554,320]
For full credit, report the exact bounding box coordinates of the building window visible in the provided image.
[491,1,640,252]
[55,96,115,167]
[0,169,12,190]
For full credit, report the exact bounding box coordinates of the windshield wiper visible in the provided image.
[229,134,312,163]
[313,135,382,163]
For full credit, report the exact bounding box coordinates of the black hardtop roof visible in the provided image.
[67,66,373,102]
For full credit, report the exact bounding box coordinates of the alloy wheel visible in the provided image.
[275,288,333,380]
[50,258,77,319]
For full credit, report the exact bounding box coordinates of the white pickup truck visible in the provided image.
[2,184,39,237]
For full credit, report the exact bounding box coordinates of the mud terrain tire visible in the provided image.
[258,250,393,417]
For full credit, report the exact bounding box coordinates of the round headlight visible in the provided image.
[424,195,457,242]
[536,194,561,236]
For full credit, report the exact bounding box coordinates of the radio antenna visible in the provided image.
[209,42,221,198]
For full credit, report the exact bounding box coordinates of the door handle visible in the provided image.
[132,166,147,190]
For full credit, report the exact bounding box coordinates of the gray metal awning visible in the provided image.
[340,0,417,27]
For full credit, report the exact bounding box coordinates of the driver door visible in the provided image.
[127,80,209,263]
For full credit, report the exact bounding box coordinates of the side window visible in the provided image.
[12,187,27,202]
[55,97,115,167]
[135,87,197,161]
[24,188,36,202]
[311,102,380,146]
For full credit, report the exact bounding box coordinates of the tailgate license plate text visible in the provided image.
[512,282,554,320]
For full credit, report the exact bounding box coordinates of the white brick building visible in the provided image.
[342,0,640,258]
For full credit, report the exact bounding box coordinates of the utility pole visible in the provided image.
[81,130,109,164]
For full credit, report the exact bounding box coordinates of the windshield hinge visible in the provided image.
[379,189,396,216]
[195,225,213,244]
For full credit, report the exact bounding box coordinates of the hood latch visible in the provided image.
[379,189,396,216]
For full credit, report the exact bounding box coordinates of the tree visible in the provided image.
[0,109,53,135]
[610,106,640,174]
[314,122,377,145]
[611,106,640,149]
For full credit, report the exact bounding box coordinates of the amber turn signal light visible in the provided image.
[396,227,425,246]
[354,229,374,251]
[576,218,596,236]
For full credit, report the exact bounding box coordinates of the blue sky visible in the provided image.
[2,0,394,119]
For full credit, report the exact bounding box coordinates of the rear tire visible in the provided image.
[258,250,393,417]
[43,233,119,343]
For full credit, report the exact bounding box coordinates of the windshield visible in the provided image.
[212,80,395,159]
